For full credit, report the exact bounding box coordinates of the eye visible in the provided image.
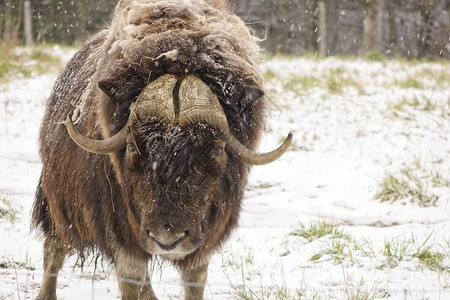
[127,143,136,152]
[213,147,224,157]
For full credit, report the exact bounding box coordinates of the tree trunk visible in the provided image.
[418,0,437,58]
[363,0,382,53]
[24,0,32,46]
[318,0,327,56]
[2,0,22,46]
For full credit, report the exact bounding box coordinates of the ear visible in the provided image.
[241,86,264,112]
[98,79,118,98]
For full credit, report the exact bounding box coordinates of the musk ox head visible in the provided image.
[67,73,291,259]
[62,0,292,261]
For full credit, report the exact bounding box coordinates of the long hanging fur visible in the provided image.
[32,0,267,289]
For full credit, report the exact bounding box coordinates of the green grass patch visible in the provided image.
[290,221,449,273]
[388,94,441,116]
[290,221,356,264]
[325,238,349,263]
[0,60,14,78]
[378,233,449,272]
[284,75,321,92]
[324,67,361,93]
[393,77,424,89]
[412,233,447,272]
[290,221,350,242]
[339,275,387,300]
[264,66,365,95]
[413,67,450,89]
[0,55,31,79]
[0,195,17,223]
[382,238,412,268]
[263,68,277,82]
[0,46,64,81]
[362,51,385,62]
[375,158,449,207]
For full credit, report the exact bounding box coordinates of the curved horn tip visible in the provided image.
[285,132,293,145]
[270,131,293,159]
[226,131,293,166]
[66,113,128,154]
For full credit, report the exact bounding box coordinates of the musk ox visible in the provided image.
[31,0,292,299]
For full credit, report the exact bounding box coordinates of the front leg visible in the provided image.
[115,249,157,300]
[35,235,68,300]
[180,259,209,300]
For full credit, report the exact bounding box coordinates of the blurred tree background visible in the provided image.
[1,0,449,59]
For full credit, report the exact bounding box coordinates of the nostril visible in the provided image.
[175,231,187,240]
[162,223,172,231]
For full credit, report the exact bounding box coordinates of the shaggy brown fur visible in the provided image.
[32,0,268,299]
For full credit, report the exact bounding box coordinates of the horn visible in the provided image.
[226,132,293,165]
[66,74,178,154]
[177,75,228,131]
[177,75,292,165]
[66,114,130,154]
[133,74,177,123]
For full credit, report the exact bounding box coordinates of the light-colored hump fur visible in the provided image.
[80,0,265,145]
[101,0,261,85]
[115,0,232,19]
[206,0,231,11]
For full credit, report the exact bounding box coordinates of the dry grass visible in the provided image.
[0,195,17,223]
[0,46,63,81]
[375,158,449,207]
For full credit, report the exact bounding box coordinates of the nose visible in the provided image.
[149,223,188,251]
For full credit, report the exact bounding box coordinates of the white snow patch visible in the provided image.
[0,51,449,299]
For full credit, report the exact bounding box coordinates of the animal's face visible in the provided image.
[66,74,292,259]
[124,118,228,259]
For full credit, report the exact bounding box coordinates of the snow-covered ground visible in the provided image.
[0,47,449,299]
